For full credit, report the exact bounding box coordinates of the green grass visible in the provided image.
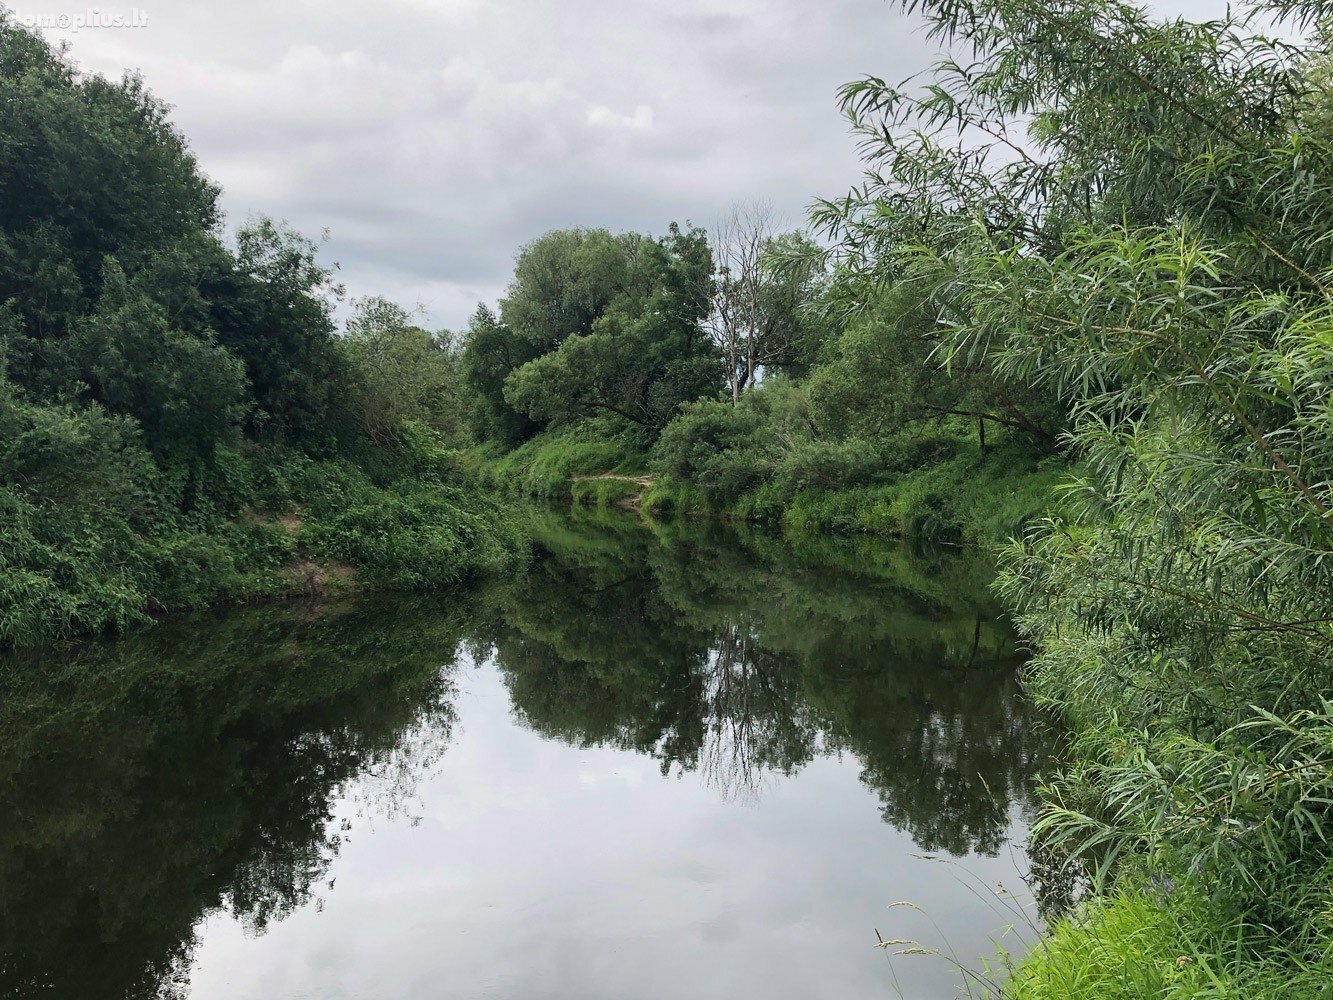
[488,415,649,498]
[570,476,648,508]
[641,432,1067,546]
[1006,881,1333,1000]
[640,475,715,517]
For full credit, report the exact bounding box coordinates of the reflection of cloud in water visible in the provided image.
[0,513,1051,1000]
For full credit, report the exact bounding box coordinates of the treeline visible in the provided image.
[466,209,1068,543]
[0,7,1071,649]
[0,18,525,646]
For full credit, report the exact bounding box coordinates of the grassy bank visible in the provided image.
[643,433,1065,545]
[488,414,1066,546]
[1008,883,1333,999]
[482,416,651,498]
[1,435,529,649]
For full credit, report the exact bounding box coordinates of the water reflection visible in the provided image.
[489,514,1040,853]
[0,511,1047,999]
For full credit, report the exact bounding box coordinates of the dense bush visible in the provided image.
[651,399,771,501]
[0,18,528,647]
[305,482,527,589]
[817,0,1333,990]
[647,382,1059,542]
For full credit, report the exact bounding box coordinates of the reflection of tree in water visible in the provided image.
[495,513,1049,853]
[0,596,469,1000]
[803,648,1036,857]
[699,624,818,803]
[0,509,1052,1000]
[481,526,821,802]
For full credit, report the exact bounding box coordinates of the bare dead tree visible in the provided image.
[706,201,816,403]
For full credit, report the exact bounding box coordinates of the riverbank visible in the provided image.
[482,418,1068,547]
[1,444,529,649]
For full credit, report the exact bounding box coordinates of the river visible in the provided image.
[0,510,1050,999]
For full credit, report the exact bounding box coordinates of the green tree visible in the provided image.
[458,304,540,446]
[807,280,1062,450]
[207,219,351,450]
[503,224,721,430]
[69,259,246,456]
[817,0,1333,986]
[499,227,641,350]
[340,296,462,447]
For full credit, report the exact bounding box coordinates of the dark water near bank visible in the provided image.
[0,512,1049,999]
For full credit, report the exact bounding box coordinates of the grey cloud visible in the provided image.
[25,0,1232,328]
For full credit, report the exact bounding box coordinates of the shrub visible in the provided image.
[650,399,772,501]
[304,484,527,590]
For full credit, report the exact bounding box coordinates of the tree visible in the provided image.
[502,224,721,430]
[706,203,825,403]
[458,305,541,446]
[340,297,461,447]
[0,14,241,456]
[68,259,246,457]
[816,0,1333,978]
[206,218,352,450]
[499,228,641,350]
[806,280,1063,450]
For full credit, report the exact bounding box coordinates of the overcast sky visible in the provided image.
[18,0,1225,329]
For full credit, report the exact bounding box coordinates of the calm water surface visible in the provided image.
[0,512,1049,999]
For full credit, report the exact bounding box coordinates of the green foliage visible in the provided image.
[0,374,526,646]
[651,398,771,500]
[70,258,247,456]
[639,475,714,517]
[807,280,1063,450]
[501,223,721,430]
[458,304,540,447]
[650,384,1061,542]
[0,489,152,646]
[214,218,351,450]
[0,19,354,455]
[490,415,651,497]
[339,297,465,448]
[1008,878,1333,999]
[0,17,528,647]
[500,227,641,351]
[0,21,219,370]
[569,475,649,509]
[814,0,1333,989]
[305,481,527,590]
[146,520,295,608]
[772,441,1064,543]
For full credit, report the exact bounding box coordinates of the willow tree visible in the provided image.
[817,0,1333,984]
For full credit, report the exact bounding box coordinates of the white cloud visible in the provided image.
[587,103,655,131]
